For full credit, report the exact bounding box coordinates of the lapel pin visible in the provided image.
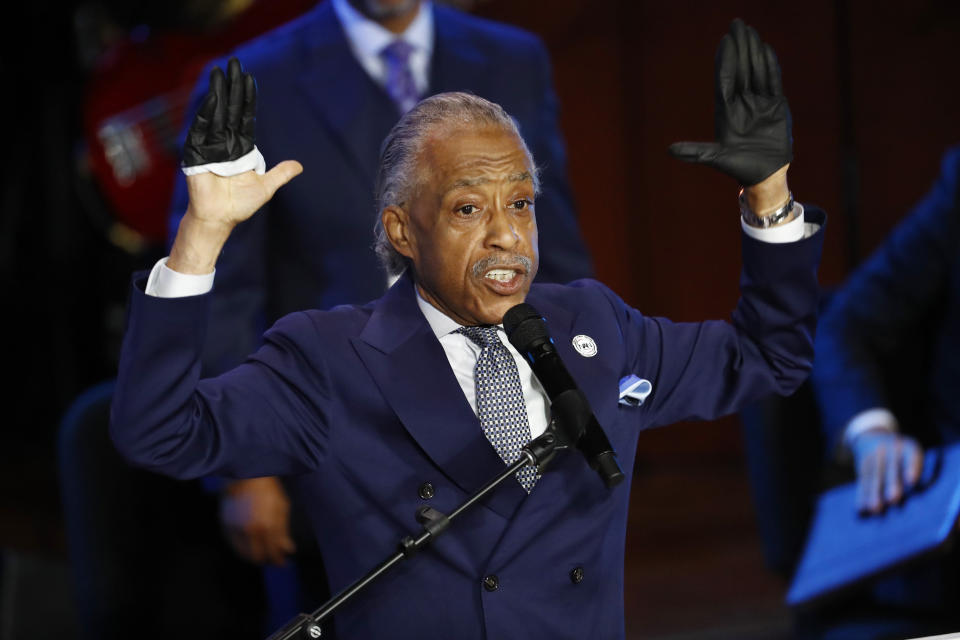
[572,334,597,357]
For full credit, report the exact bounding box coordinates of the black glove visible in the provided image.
[182,57,257,168]
[669,19,792,186]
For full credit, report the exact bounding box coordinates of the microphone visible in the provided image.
[503,303,625,488]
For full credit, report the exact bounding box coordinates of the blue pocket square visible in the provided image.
[618,375,652,407]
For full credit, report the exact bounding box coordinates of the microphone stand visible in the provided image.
[265,389,590,640]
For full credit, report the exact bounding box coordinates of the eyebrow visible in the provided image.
[449,171,533,191]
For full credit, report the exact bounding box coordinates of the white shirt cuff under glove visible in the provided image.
[740,203,813,242]
[181,147,266,177]
[842,407,899,449]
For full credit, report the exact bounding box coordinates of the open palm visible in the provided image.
[185,160,302,227]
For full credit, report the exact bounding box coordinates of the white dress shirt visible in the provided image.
[740,204,812,244]
[330,0,434,96]
[414,289,551,437]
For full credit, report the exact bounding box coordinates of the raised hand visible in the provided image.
[669,19,792,187]
[170,58,302,274]
[849,429,923,515]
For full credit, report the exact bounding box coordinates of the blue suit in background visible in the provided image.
[169,1,593,375]
[810,147,960,633]
[814,147,960,450]
[112,209,824,639]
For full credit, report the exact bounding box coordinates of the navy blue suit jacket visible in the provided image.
[813,148,960,451]
[169,1,593,375]
[112,211,824,638]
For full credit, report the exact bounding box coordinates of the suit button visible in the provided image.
[483,575,499,592]
[418,482,435,500]
[570,567,584,584]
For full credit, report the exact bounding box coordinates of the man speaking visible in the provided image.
[112,19,823,638]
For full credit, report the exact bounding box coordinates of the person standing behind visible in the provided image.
[811,146,960,638]
[172,0,591,375]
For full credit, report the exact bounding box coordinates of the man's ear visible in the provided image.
[382,205,415,260]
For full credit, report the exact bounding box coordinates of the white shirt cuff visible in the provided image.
[842,407,899,448]
[145,257,215,298]
[741,202,811,243]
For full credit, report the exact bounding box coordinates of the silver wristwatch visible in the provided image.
[739,189,795,228]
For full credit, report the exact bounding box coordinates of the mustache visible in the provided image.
[471,253,532,278]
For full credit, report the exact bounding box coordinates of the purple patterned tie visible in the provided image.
[380,39,420,114]
[457,326,539,493]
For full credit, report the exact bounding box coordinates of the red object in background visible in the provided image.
[82,0,317,246]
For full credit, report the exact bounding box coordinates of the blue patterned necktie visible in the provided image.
[457,325,539,493]
[380,40,420,114]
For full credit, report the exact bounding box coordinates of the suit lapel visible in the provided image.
[527,288,620,419]
[352,274,527,519]
[294,3,400,188]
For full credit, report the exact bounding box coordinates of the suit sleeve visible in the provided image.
[600,208,824,429]
[110,275,329,480]
[812,149,960,451]
[525,39,594,284]
[169,58,270,377]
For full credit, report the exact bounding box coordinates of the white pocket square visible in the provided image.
[618,375,652,407]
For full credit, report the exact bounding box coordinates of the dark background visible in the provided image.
[2,0,959,637]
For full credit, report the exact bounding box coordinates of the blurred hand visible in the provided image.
[849,428,923,515]
[219,476,296,566]
[669,18,793,187]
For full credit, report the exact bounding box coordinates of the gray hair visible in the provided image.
[373,91,539,276]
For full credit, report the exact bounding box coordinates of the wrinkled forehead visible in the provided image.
[418,124,536,193]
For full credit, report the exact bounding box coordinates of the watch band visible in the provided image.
[739,189,795,228]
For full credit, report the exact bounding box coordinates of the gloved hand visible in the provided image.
[171,57,301,258]
[849,428,923,515]
[183,57,257,169]
[669,18,793,186]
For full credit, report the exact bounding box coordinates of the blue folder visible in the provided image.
[787,442,960,607]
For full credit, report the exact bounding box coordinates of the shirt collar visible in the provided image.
[414,286,507,339]
[331,0,434,62]
[415,286,463,340]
